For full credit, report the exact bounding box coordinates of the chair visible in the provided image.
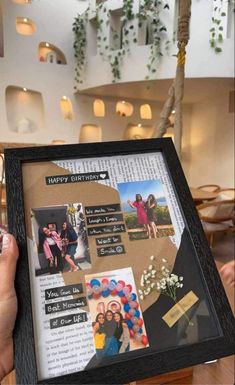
[197,184,221,192]
[197,198,235,247]
[218,188,235,200]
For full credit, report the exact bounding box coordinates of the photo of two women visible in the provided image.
[31,203,91,276]
[118,179,174,241]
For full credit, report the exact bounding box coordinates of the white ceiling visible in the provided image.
[81,78,234,104]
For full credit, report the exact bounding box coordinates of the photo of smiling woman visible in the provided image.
[93,313,106,359]
[114,312,130,353]
[38,226,64,275]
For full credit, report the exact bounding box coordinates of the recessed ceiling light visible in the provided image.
[23,87,27,92]
[45,43,49,47]
[23,18,28,23]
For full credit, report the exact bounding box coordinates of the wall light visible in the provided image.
[45,42,50,47]
[23,87,27,92]
[23,18,28,23]
[51,139,66,145]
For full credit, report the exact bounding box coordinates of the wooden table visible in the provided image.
[190,187,218,204]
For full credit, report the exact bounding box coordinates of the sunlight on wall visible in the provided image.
[93,99,105,117]
[16,17,36,35]
[116,101,133,117]
[39,42,67,64]
[140,104,152,119]
[60,96,74,120]
[123,123,155,140]
[51,139,66,145]
[79,124,102,143]
[12,0,32,3]
[5,86,45,133]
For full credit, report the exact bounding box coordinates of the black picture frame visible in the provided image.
[4,138,234,385]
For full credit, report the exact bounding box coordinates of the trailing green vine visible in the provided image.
[73,0,233,89]
[73,11,88,90]
[73,0,170,88]
[209,0,235,53]
[137,0,169,79]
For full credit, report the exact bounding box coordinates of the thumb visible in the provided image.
[0,234,19,299]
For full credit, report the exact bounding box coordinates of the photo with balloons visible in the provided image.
[85,267,149,359]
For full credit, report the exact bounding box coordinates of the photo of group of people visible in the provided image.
[85,268,149,360]
[31,203,91,276]
[117,179,174,241]
[93,310,130,358]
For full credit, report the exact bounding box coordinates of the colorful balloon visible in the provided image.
[93,285,101,294]
[137,318,143,327]
[126,320,133,329]
[134,310,140,317]
[134,332,142,342]
[126,284,132,292]
[125,312,131,320]
[131,293,137,301]
[129,300,138,308]
[117,290,125,297]
[93,293,101,300]
[123,286,130,295]
[141,335,148,346]
[121,296,128,304]
[133,324,140,332]
[90,279,100,287]
[108,281,116,291]
[102,289,110,297]
[129,329,135,338]
[124,303,130,312]
[116,282,124,292]
[129,308,136,316]
[131,316,138,324]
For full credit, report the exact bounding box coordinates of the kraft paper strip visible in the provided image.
[162,290,199,328]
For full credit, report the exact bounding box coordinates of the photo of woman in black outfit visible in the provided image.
[60,221,79,272]
[145,194,158,239]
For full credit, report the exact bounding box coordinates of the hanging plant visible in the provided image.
[137,0,169,79]
[73,0,170,86]
[209,0,235,53]
[73,11,88,90]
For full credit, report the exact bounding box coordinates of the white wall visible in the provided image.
[181,92,234,187]
[0,0,234,188]
[82,0,234,90]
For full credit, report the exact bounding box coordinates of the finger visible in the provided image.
[0,234,19,298]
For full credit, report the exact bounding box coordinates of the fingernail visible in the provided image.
[2,234,11,251]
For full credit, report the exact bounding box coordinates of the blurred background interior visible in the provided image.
[0,0,234,384]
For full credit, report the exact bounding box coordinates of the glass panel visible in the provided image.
[22,151,220,380]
